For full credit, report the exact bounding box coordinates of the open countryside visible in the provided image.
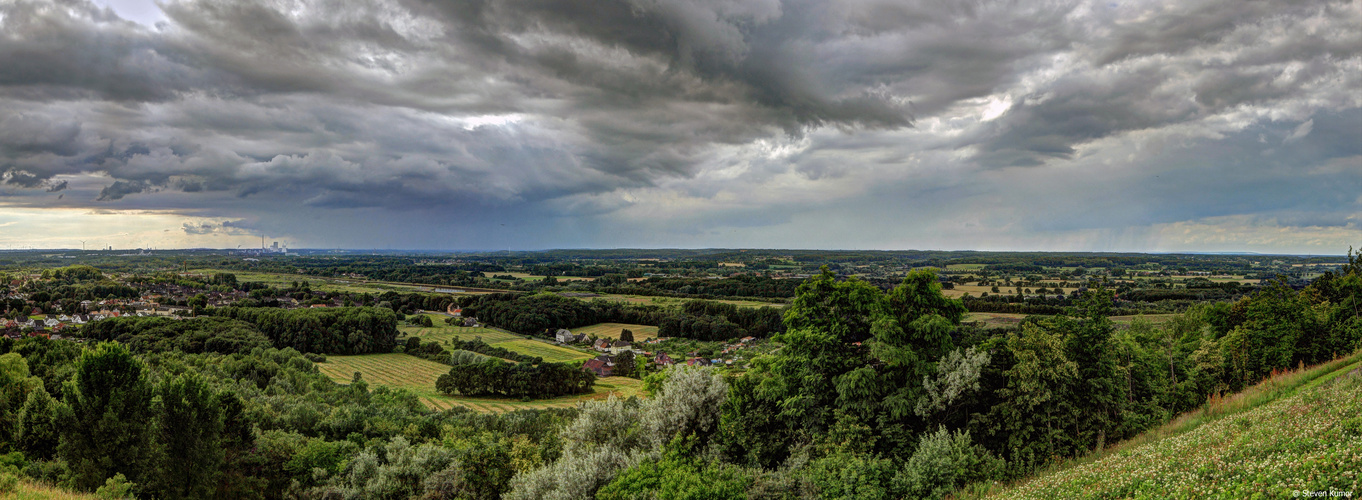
[316,354,643,412]
[398,315,591,362]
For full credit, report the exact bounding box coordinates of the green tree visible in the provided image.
[151,372,224,500]
[993,323,1078,473]
[1063,287,1126,450]
[57,342,156,491]
[620,329,635,342]
[0,352,40,448]
[16,386,60,460]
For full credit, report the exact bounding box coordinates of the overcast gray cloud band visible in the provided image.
[0,0,1359,251]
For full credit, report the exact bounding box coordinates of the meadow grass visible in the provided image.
[4,480,99,499]
[975,350,1362,499]
[316,354,642,413]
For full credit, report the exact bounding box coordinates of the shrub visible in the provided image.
[0,471,17,494]
[95,473,136,499]
[894,427,1005,500]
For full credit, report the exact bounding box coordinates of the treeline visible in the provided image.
[1119,288,1239,302]
[79,317,271,355]
[406,336,544,365]
[599,275,802,299]
[435,357,595,399]
[211,307,398,355]
[655,300,785,341]
[460,293,664,336]
[462,293,787,342]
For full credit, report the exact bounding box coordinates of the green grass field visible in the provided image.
[982,353,1362,499]
[493,340,593,362]
[316,354,644,413]
[572,323,660,340]
[191,268,430,295]
[571,293,784,309]
[399,314,591,362]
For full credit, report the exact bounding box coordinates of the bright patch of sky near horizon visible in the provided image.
[1,0,1359,253]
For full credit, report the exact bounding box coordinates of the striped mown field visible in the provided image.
[316,353,642,413]
[572,323,659,340]
[400,320,526,344]
[400,315,591,362]
[492,339,593,362]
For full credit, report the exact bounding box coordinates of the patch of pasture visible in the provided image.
[316,354,641,413]
[573,323,660,340]
[493,340,593,362]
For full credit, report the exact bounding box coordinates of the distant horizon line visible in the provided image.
[0,247,1350,258]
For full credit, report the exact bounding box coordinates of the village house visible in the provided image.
[653,352,674,366]
[609,340,633,355]
[555,329,575,343]
[583,358,613,377]
[592,338,612,352]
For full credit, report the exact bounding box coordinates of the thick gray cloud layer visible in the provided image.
[0,0,1359,251]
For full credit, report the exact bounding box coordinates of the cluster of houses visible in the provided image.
[0,311,113,340]
[554,327,763,377]
[581,351,677,377]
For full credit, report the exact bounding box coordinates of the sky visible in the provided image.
[0,0,1359,253]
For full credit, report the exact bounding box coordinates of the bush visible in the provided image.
[894,427,1004,500]
[0,471,17,494]
[95,473,136,499]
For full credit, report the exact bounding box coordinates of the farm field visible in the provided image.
[962,312,1028,327]
[399,315,590,362]
[316,354,644,413]
[568,293,784,309]
[945,284,1078,299]
[572,322,660,340]
[964,312,1180,328]
[190,268,428,295]
[190,268,507,296]
[987,355,1362,499]
[494,339,593,362]
[501,272,594,282]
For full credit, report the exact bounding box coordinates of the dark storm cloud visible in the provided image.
[97,180,154,200]
[181,220,250,235]
[0,0,1358,249]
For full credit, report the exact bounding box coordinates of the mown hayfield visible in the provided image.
[578,293,783,309]
[400,320,527,344]
[316,353,454,403]
[945,263,987,270]
[316,354,643,413]
[962,312,1029,327]
[190,268,437,295]
[501,272,595,282]
[985,355,1362,499]
[398,316,593,362]
[493,340,593,362]
[1110,314,1179,325]
[573,323,660,340]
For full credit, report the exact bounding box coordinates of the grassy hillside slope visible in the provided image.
[983,352,1362,499]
